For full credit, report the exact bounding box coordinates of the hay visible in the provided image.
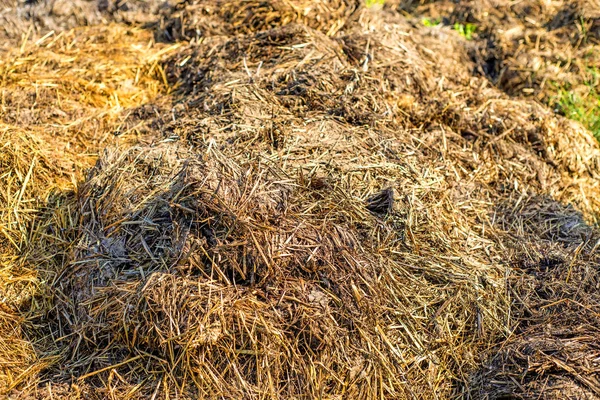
[402,0,600,117]
[0,0,165,48]
[155,0,360,41]
[0,23,175,396]
[0,22,176,261]
[0,1,600,399]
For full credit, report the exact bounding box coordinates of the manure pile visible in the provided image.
[1,1,600,399]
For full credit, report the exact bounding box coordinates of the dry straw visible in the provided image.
[0,0,599,399]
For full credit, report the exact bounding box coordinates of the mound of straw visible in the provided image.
[0,23,174,395]
[0,1,599,399]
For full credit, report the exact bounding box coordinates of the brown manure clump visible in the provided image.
[1,1,600,399]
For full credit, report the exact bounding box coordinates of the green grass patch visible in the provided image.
[422,18,441,27]
[554,89,600,139]
[551,65,600,139]
[453,23,477,40]
[365,0,385,8]
[421,19,477,40]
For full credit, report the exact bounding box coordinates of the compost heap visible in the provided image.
[1,0,599,399]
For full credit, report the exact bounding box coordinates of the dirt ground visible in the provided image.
[1,0,599,399]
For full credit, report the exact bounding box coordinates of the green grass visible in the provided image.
[551,66,600,141]
[453,23,477,40]
[552,67,600,139]
[365,0,385,8]
[421,19,477,40]
[422,18,441,27]
[554,89,600,139]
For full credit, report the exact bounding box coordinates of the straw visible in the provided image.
[1,1,599,398]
